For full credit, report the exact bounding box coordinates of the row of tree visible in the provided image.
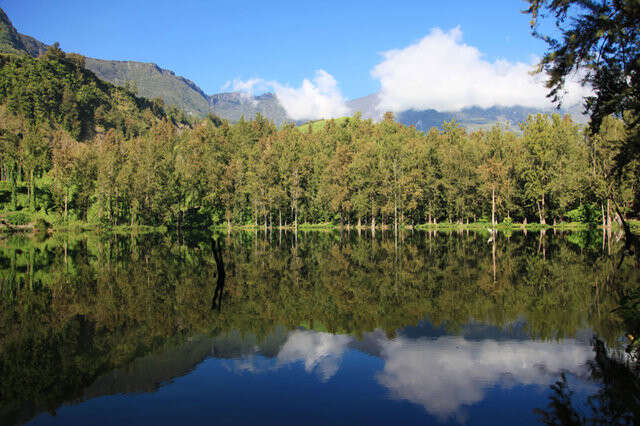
[0,46,637,229]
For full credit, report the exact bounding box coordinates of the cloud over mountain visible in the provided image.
[225,70,351,121]
[371,27,591,113]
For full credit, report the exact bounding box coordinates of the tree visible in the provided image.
[520,114,567,224]
[526,0,640,176]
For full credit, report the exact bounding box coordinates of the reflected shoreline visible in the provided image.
[0,229,637,425]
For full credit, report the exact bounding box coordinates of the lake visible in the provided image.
[1,228,638,425]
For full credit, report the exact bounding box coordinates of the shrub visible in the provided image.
[566,203,599,226]
[5,212,29,225]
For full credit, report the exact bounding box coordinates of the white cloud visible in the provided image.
[371,27,591,112]
[224,70,351,121]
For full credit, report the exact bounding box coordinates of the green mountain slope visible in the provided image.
[0,8,47,56]
[0,7,211,117]
[0,46,177,142]
[84,58,211,116]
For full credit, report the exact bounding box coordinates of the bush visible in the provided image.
[502,216,513,226]
[566,203,599,226]
[33,218,50,233]
[4,212,29,225]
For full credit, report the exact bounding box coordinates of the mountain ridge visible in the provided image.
[0,7,587,130]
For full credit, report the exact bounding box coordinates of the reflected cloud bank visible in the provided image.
[376,336,592,420]
[227,327,593,420]
[277,330,351,381]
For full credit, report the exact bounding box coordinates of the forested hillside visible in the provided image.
[84,58,212,117]
[0,44,636,231]
[0,44,191,226]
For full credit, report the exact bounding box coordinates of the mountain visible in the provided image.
[1,7,289,123]
[0,8,47,56]
[347,93,588,131]
[84,57,211,116]
[210,92,288,125]
[0,7,588,130]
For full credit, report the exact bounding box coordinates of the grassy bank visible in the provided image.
[0,207,631,235]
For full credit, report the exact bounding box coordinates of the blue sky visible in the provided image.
[3,0,547,100]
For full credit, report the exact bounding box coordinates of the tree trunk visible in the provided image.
[10,167,16,210]
[541,194,546,225]
[294,204,298,233]
[31,170,36,212]
[279,209,282,229]
[607,199,611,229]
[64,191,68,222]
[492,185,496,226]
[394,191,398,234]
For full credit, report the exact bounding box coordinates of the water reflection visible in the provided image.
[220,326,595,420]
[0,229,637,425]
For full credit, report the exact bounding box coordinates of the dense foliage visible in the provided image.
[526,0,640,174]
[0,47,637,230]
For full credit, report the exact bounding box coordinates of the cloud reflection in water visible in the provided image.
[226,328,593,420]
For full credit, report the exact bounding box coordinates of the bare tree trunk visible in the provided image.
[64,191,68,223]
[492,238,496,284]
[492,185,496,226]
[607,199,611,229]
[371,200,375,233]
[394,191,398,234]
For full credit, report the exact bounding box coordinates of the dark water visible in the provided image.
[0,229,638,425]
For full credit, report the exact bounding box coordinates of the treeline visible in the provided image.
[0,46,637,229]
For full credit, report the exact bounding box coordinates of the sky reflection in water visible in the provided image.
[29,323,598,426]
[5,230,634,425]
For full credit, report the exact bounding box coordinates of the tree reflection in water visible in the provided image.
[0,229,637,425]
[535,339,640,425]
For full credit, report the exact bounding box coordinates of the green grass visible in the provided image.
[296,117,350,133]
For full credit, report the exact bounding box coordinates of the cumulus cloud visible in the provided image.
[371,27,591,112]
[224,70,351,121]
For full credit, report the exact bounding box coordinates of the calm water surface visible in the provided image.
[0,229,638,425]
